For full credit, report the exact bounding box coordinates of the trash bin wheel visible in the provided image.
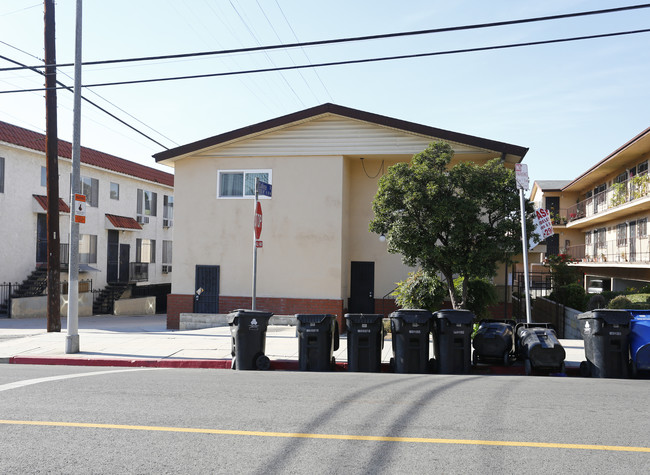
[579,361,591,378]
[428,358,437,374]
[472,352,479,366]
[331,356,336,369]
[630,361,638,379]
[255,354,271,371]
[524,359,532,376]
[559,362,566,374]
[389,357,395,371]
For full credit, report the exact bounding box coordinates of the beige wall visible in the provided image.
[343,157,413,299]
[173,155,345,298]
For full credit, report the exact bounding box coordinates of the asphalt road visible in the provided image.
[1,365,648,474]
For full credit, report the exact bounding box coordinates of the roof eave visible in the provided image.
[153,103,528,162]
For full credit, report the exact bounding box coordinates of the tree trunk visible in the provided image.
[444,272,458,308]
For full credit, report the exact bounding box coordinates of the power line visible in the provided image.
[1,3,649,72]
[2,27,648,94]
[0,53,172,149]
[272,0,333,102]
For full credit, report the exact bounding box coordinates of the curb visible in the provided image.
[6,355,580,376]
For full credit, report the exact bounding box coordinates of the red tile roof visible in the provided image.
[105,214,142,230]
[33,194,71,213]
[0,120,174,187]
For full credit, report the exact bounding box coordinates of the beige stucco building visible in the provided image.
[155,104,528,329]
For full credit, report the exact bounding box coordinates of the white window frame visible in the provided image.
[217,169,272,199]
[79,234,97,264]
[110,182,120,200]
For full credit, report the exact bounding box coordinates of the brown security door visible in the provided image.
[107,230,119,283]
[36,214,47,264]
[119,244,130,283]
[349,261,375,314]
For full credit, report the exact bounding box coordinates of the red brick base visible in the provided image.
[166,294,194,330]
[219,296,344,317]
[166,293,513,330]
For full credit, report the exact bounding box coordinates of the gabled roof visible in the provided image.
[105,214,142,230]
[33,194,70,213]
[562,126,650,192]
[0,120,174,187]
[153,103,528,162]
[534,180,572,191]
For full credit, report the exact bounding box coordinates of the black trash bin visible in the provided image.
[516,323,566,375]
[345,313,385,372]
[390,309,433,373]
[296,314,339,371]
[578,309,632,378]
[227,309,273,370]
[472,319,516,366]
[432,309,475,374]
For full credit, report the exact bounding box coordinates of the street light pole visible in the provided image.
[66,0,82,353]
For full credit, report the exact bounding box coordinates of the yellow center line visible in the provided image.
[1,420,648,453]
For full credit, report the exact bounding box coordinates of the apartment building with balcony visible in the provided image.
[0,120,174,316]
[530,127,650,292]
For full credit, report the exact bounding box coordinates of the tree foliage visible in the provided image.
[392,269,447,312]
[370,141,536,308]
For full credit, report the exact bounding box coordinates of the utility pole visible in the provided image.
[45,0,61,332]
[66,0,83,353]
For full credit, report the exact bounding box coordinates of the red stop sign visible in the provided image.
[254,201,263,239]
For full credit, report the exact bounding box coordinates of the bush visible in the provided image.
[587,294,607,310]
[608,295,633,309]
[550,283,586,311]
[393,269,446,312]
[454,277,498,319]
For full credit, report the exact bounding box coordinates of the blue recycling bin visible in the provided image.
[627,311,650,377]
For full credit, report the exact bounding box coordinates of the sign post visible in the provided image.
[252,178,271,310]
[515,164,532,323]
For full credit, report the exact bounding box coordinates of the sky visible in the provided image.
[1,0,649,183]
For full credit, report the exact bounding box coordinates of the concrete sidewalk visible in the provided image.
[0,315,585,375]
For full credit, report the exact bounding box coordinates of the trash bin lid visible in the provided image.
[296,314,335,324]
[627,310,650,321]
[389,309,432,324]
[344,313,384,324]
[577,309,631,325]
[433,309,475,325]
[227,309,273,324]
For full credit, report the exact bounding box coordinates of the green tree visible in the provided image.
[392,269,447,312]
[370,141,537,308]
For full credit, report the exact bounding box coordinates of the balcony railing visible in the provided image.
[565,237,650,264]
[130,262,149,282]
[566,171,650,223]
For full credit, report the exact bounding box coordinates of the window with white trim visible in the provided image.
[110,182,120,200]
[79,234,97,264]
[0,156,4,193]
[136,238,156,263]
[217,170,271,198]
[162,240,172,264]
[163,195,173,227]
[41,166,47,187]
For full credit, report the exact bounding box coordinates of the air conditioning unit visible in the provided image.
[162,265,172,274]
[136,215,149,224]
[163,219,173,228]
